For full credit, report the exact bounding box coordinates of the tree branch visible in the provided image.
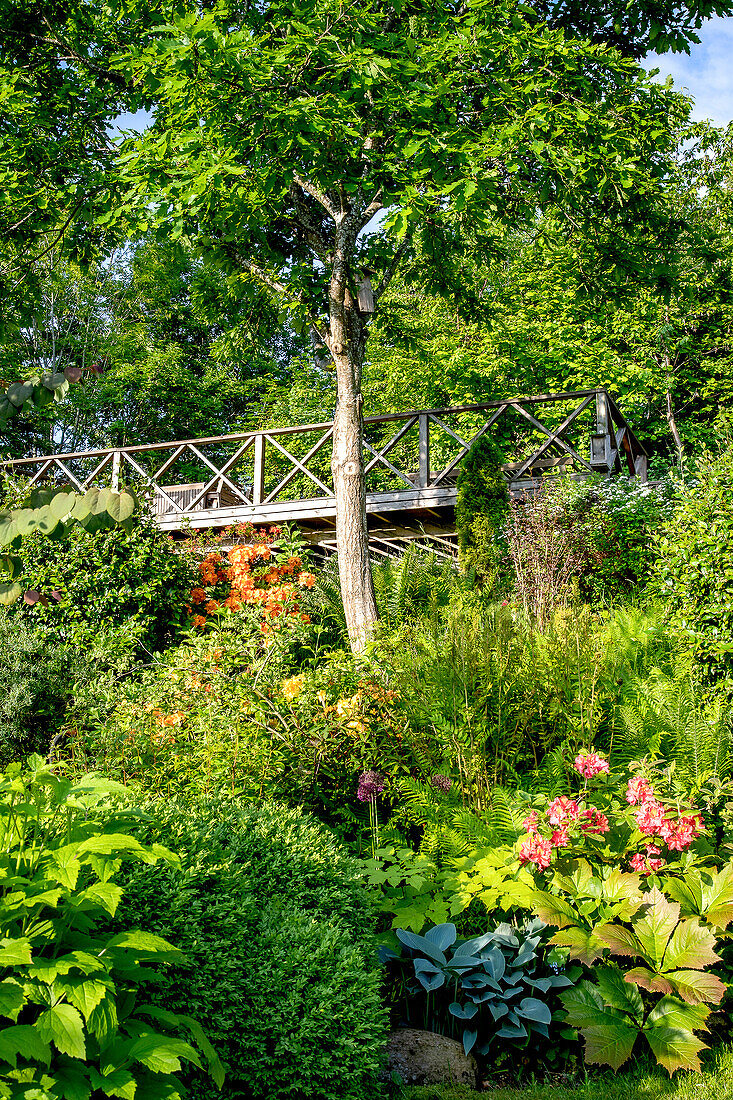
[374,237,410,301]
[293,173,340,222]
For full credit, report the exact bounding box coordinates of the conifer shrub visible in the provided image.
[114,797,388,1100]
[455,435,509,584]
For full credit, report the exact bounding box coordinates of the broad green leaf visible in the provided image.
[701,865,733,930]
[666,969,726,1006]
[105,492,135,524]
[645,1026,707,1075]
[0,937,32,966]
[52,1063,92,1100]
[0,1023,51,1065]
[88,1067,136,1099]
[664,919,718,971]
[137,1005,225,1088]
[624,966,675,996]
[595,924,640,958]
[633,889,679,967]
[58,976,110,1020]
[88,997,118,1046]
[36,1004,86,1059]
[0,581,23,606]
[531,890,578,929]
[582,1021,639,1070]
[104,931,183,960]
[48,493,78,521]
[0,981,23,1021]
[127,1034,201,1074]
[550,926,606,965]
[595,967,643,1019]
[646,995,710,1031]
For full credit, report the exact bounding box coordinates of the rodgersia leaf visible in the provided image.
[645,1025,708,1075]
[633,889,679,968]
[664,919,719,971]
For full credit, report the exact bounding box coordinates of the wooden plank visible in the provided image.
[263,434,333,499]
[507,401,594,473]
[511,394,595,480]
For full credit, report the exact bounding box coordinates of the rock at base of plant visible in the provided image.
[385,1028,478,1088]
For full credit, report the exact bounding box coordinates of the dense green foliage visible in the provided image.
[456,435,509,584]
[9,512,196,655]
[0,621,84,765]
[115,798,387,1100]
[0,756,223,1099]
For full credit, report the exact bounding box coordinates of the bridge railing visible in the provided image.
[0,389,647,520]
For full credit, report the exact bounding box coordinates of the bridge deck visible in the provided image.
[1,389,647,554]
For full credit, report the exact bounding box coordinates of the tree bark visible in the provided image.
[665,387,684,471]
[328,254,378,652]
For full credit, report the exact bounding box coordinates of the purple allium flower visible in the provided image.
[430,774,452,792]
[357,770,385,802]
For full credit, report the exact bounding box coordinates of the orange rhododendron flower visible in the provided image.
[205,599,220,613]
[192,614,207,629]
[298,572,316,588]
[190,587,207,603]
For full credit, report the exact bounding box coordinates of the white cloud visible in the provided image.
[645,16,733,126]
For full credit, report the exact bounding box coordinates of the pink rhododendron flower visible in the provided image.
[522,811,540,833]
[579,807,609,834]
[574,752,610,779]
[660,813,703,851]
[626,776,653,805]
[550,828,570,848]
[634,797,667,836]
[518,835,553,871]
[630,846,665,875]
[548,796,580,826]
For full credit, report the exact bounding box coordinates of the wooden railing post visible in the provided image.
[253,434,265,505]
[418,413,430,488]
[590,391,613,471]
[111,450,121,493]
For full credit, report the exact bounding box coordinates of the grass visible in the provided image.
[398,1047,733,1100]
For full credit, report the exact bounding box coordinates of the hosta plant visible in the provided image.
[0,755,224,1099]
[390,919,580,1056]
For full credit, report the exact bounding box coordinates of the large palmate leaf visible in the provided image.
[633,889,679,967]
[550,926,607,965]
[530,891,578,929]
[701,865,733,930]
[595,968,644,1018]
[644,997,711,1074]
[560,982,639,1070]
[665,919,719,971]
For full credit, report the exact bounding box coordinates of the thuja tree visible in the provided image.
[109,0,687,650]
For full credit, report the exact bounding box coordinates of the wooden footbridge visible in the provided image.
[1,389,647,558]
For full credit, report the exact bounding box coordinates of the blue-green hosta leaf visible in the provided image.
[462,1029,478,1055]
[482,947,506,982]
[396,928,447,965]
[36,1004,86,1059]
[413,958,445,991]
[516,997,551,1024]
[594,967,643,1019]
[0,1023,51,1066]
[0,981,24,1021]
[495,1020,528,1040]
[489,1002,509,1022]
[423,924,457,952]
[449,1001,477,1020]
[454,931,501,957]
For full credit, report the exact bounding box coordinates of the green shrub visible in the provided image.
[456,435,509,584]
[114,797,388,1100]
[9,511,197,657]
[0,619,86,766]
[0,755,223,1099]
[649,452,733,678]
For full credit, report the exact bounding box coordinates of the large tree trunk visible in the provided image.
[328,284,378,653]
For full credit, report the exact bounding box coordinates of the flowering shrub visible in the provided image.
[185,522,315,636]
[518,750,705,875]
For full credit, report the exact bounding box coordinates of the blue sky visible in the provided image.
[646,16,733,125]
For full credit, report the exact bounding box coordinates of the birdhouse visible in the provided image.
[357,276,375,313]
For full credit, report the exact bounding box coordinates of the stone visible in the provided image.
[386,1028,478,1088]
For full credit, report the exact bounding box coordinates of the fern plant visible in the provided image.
[612,665,731,783]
